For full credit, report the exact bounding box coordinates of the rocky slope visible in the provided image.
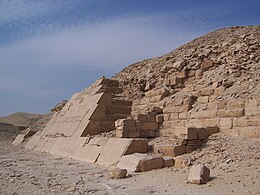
[113,26,260,101]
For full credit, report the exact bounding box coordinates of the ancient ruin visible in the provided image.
[12,26,260,174]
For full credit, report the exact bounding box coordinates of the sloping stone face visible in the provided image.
[13,77,149,165]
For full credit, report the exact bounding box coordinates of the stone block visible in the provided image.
[217,109,244,118]
[190,110,217,119]
[116,130,128,138]
[97,138,148,166]
[188,164,210,184]
[236,126,260,138]
[245,106,260,116]
[197,96,209,103]
[198,88,214,96]
[174,156,192,168]
[197,128,208,140]
[137,114,148,122]
[147,114,156,122]
[117,153,164,173]
[179,112,189,120]
[163,156,175,167]
[25,132,41,150]
[12,134,25,146]
[219,118,233,128]
[141,122,158,131]
[169,113,179,120]
[168,76,184,87]
[214,86,225,95]
[153,144,186,157]
[201,118,220,127]
[205,127,220,136]
[233,117,260,127]
[73,143,103,163]
[201,60,214,69]
[108,168,127,179]
[128,130,141,138]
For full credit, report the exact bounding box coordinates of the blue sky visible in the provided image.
[0,0,259,116]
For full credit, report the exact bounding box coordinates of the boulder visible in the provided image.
[117,153,164,173]
[188,164,210,184]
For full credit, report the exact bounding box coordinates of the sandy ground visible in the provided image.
[0,134,260,195]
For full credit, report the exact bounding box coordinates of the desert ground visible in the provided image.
[1,133,259,195]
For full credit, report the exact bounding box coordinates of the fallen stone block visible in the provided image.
[108,168,127,179]
[153,144,186,157]
[188,164,210,184]
[163,156,175,167]
[96,138,148,166]
[117,153,164,173]
[174,155,192,168]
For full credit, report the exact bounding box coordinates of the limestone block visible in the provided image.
[153,144,186,157]
[185,119,203,128]
[12,134,25,146]
[116,130,128,138]
[147,114,156,122]
[117,153,164,173]
[217,108,244,118]
[168,76,184,87]
[190,110,217,119]
[164,105,190,114]
[228,99,245,109]
[233,117,251,127]
[106,106,131,115]
[128,131,141,138]
[179,112,189,120]
[163,156,175,167]
[245,106,260,116]
[25,132,41,150]
[174,155,192,168]
[236,126,260,138]
[96,138,148,166]
[73,142,104,163]
[40,137,56,153]
[205,127,220,136]
[219,118,233,128]
[201,60,214,70]
[214,86,225,95]
[197,128,208,140]
[108,168,127,179]
[163,121,185,129]
[141,122,158,131]
[141,130,157,138]
[115,119,136,131]
[188,164,210,184]
[169,113,179,120]
[137,114,148,122]
[197,96,209,103]
[201,118,220,127]
[198,88,214,96]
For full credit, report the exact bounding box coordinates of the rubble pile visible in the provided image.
[113,26,260,138]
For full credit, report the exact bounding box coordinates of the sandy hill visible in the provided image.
[0,112,44,127]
